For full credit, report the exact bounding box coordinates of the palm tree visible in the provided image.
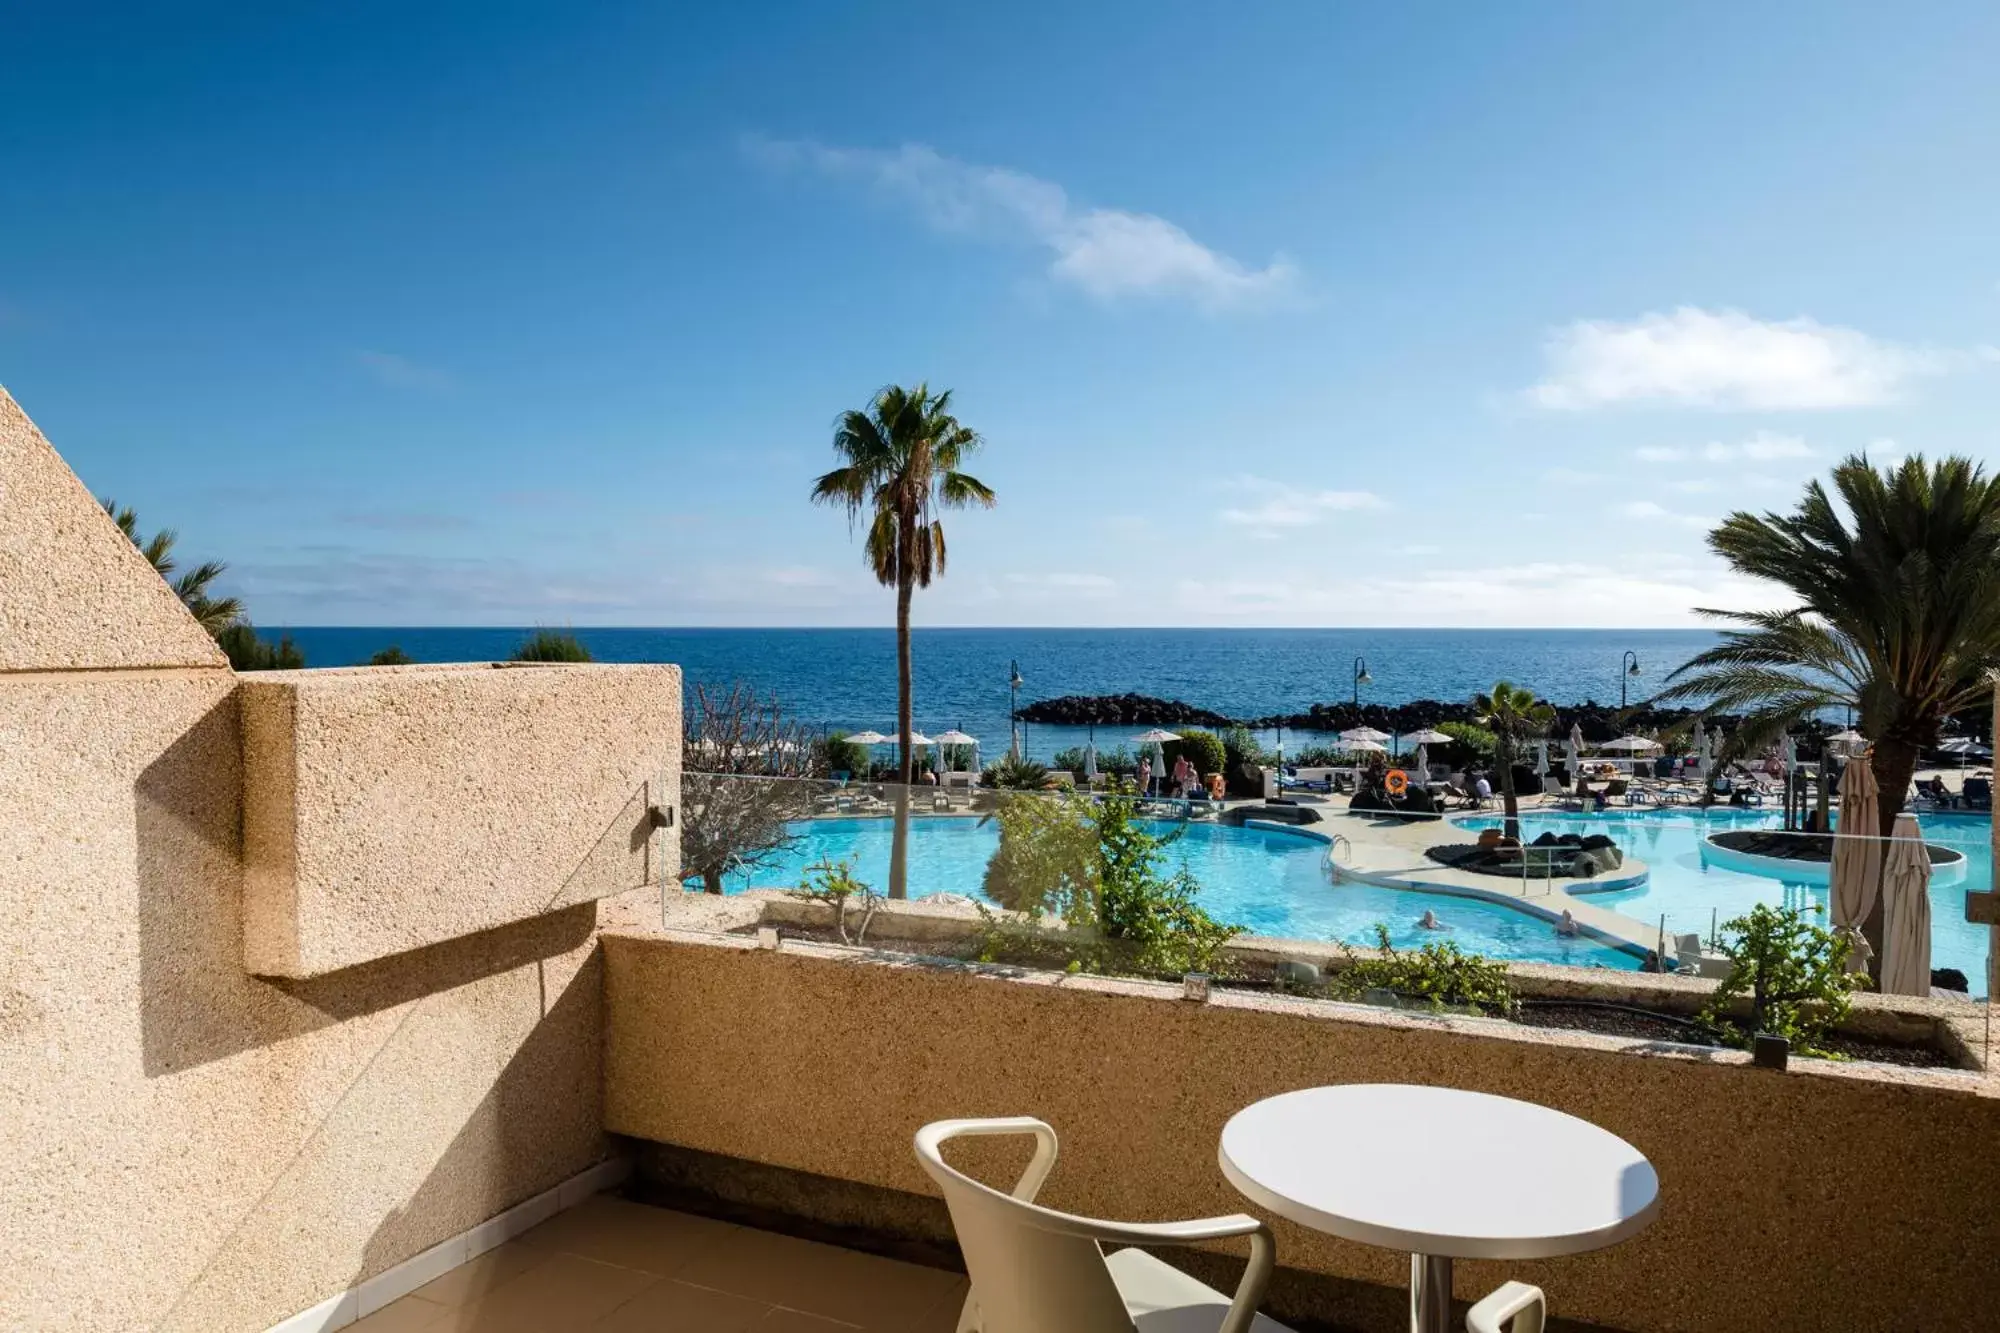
[812,384,995,896]
[100,498,244,635]
[1658,453,2000,969]
[1472,680,1556,841]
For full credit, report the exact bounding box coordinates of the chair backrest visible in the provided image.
[914,1119,1136,1333]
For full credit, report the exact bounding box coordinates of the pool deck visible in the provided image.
[1322,807,1671,960]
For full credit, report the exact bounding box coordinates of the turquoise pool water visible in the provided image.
[724,817,1641,969]
[1456,808,1993,982]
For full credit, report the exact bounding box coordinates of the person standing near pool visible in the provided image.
[1171,752,1193,797]
[1137,754,1153,797]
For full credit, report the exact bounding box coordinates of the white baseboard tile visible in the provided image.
[264,1153,633,1332]
[265,1289,358,1333]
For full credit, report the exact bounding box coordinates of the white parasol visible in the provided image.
[1830,752,1882,974]
[933,728,979,774]
[844,730,890,746]
[1879,812,1933,997]
[1601,735,1663,752]
[1566,723,1583,783]
[1340,727,1392,744]
[1691,720,1708,783]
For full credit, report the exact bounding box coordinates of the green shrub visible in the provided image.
[818,732,871,778]
[982,752,1052,790]
[511,628,592,662]
[217,622,305,671]
[1165,728,1226,776]
[1221,724,1272,770]
[974,788,1241,977]
[367,645,414,666]
[1050,746,1087,775]
[790,857,878,944]
[1435,721,1496,763]
[1289,743,1343,767]
[1696,903,1865,1057]
[1328,924,1518,1015]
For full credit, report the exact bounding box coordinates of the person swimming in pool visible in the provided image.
[1417,909,1444,931]
[1555,909,1578,938]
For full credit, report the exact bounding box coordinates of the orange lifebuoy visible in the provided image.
[1384,769,1409,796]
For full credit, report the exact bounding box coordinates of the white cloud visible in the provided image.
[1617,500,1713,530]
[1006,572,1117,597]
[1635,432,1813,465]
[747,137,1297,309]
[354,349,454,391]
[1718,431,1812,461]
[1171,557,1772,628]
[1218,476,1387,536]
[1528,307,1945,410]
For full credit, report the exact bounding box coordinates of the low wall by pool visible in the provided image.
[1700,832,1968,887]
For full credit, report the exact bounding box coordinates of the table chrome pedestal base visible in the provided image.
[1410,1253,1453,1333]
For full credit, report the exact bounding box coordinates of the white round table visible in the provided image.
[1219,1084,1659,1333]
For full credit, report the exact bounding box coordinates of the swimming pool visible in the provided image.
[1456,808,1993,981]
[723,816,1642,969]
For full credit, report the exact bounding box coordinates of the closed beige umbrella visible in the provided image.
[1829,753,1881,974]
[1879,813,1933,996]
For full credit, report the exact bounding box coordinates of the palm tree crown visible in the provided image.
[101,497,244,636]
[810,383,996,595]
[1472,680,1555,841]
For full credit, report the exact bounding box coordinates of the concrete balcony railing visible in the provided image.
[238,662,679,978]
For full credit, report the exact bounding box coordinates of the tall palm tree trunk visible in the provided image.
[1497,736,1521,841]
[889,570,914,899]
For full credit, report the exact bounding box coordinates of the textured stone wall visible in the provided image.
[0,388,672,1331]
[603,933,2000,1333]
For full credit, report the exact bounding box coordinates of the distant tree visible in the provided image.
[680,683,820,894]
[511,628,592,662]
[368,645,415,666]
[215,623,306,671]
[1472,681,1555,841]
[811,383,995,896]
[100,497,244,635]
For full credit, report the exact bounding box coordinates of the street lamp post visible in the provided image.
[1352,656,1372,712]
[1009,660,1024,759]
[1621,650,1642,709]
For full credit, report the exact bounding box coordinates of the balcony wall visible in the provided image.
[0,388,677,1332]
[602,931,2000,1333]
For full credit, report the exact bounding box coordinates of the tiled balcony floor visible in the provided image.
[351,1196,967,1332]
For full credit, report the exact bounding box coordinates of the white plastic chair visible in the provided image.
[914,1117,1292,1333]
[1467,1280,1546,1332]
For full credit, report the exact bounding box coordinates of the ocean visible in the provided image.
[278,627,1720,761]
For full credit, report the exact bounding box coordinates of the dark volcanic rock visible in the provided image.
[1016,693,1234,727]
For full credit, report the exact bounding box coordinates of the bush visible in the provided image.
[1696,903,1865,1057]
[818,732,871,778]
[511,628,592,662]
[1435,721,1496,764]
[1328,924,1518,1015]
[1289,743,1343,767]
[217,622,305,671]
[790,857,878,944]
[982,752,1051,790]
[1165,728,1226,776]
[367,645,414,666]
[1222,724,1272,770]
[975,789,1241,977]
[1050,746,1087,776]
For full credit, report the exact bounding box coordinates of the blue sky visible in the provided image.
[5,1,1997,627]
